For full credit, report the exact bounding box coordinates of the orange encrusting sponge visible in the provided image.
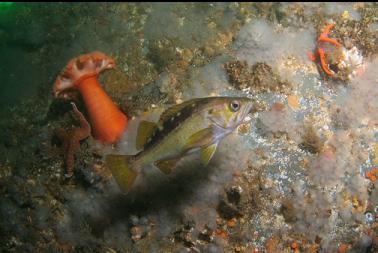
[77,76,127,143]
[53,51,128,144]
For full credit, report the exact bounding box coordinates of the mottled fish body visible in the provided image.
[106,96,253,193]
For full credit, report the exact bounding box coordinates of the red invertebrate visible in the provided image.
[53,51,128,143]
[55,103,91,178]
[366,168,377,182]
[310,23,342,77]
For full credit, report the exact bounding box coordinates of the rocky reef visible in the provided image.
[0,3,377,253]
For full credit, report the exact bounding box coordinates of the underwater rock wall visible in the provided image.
[0,2,377,253]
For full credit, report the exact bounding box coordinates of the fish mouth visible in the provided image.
[240,102,254,124]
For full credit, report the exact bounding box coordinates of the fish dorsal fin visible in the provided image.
[200,142,218,166]
[136,121,157,150]
[158,99,201,125]
[155,158,180,175]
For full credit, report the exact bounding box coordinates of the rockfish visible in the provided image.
[106,96,253,193]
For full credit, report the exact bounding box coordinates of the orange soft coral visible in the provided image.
[53,51,127,143]
[55,103,91,178]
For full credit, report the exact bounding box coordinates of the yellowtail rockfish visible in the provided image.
[106,96,253,193]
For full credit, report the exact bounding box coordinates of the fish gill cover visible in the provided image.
[0,2,378,253]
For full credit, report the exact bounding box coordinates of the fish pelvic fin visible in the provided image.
[200,142,218,166]
[105,154,137,193]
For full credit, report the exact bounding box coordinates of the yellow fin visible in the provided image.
[200,142,218,166]
[105,154,137,193]
[136,121,157,150]
[183,127,219,151]
[155,158,180,175]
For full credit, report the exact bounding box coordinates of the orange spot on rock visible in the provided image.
[227,218,237,228]
[234,245,242,252]
[365,168,377,182]
[233,170,242,177]
[246,246,260,253]
[291,242,298,249]
[215,229,228,239]
[271,102,285,111]
[320,145,336,161]
[287,95,300,110]
[265,236,282,253]
[337,243,350,253]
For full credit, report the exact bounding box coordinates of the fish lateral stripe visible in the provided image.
[141,97,223,152]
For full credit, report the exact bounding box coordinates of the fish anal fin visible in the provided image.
[200,142,218,166]
[136,121,157,150]
[155,158,180,175]
[105,154,137,193]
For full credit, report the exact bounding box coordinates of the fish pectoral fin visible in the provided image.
[105,154,137,193]
[183,127,219,151]
[200,142,218,166]
[155,158,180,175]
[136,121,157,150]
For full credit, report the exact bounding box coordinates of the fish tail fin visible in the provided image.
[105,154,137,193]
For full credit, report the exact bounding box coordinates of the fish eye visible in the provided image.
[230,100,240,112]
[365,212,375,223]
[375,205,378,213]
